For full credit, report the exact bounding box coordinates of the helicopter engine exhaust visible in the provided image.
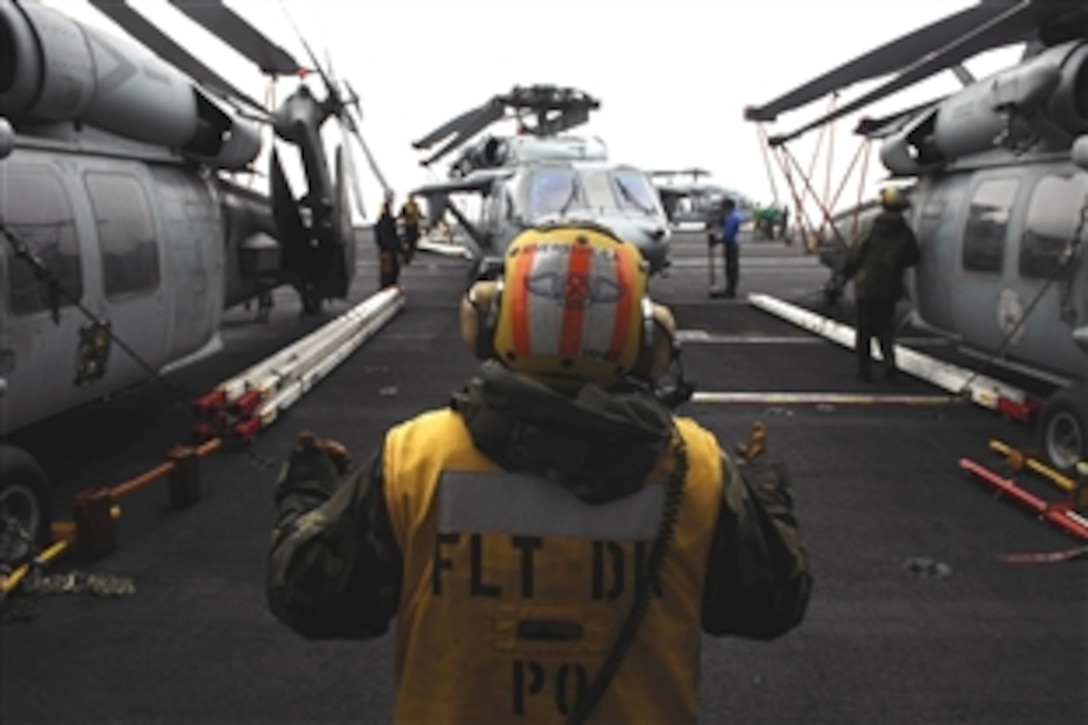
[881,41,1088,175]
[0,1,259,169]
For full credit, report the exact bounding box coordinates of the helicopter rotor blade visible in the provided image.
[412,101,502,151]
[745,1,1020,123]
[269,146,307,279]
[276,0,338,99]
[417,101,508,166]
[87,0,271,118]
[167,0,303,76]
[339,118,369,220]
[346,109,392,197]
[769,0,1047,145]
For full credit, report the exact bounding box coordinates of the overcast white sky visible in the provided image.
[44,0,1024,214]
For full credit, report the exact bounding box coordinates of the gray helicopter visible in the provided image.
[409,85,673,277]
[651,168,756,230]
[0,0,385,545]
[746,0,1088,473]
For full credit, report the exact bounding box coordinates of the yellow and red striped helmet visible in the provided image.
[490,224,650,386]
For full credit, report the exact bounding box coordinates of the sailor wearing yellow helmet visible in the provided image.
[267,223,812,723]
[833,185,921,383]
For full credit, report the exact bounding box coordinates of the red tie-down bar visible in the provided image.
[959,458,1088,540]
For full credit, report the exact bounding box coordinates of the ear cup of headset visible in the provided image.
[459,280,501,360]
[631,302,678,382]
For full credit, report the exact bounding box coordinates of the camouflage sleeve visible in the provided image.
[701,453,813,640]
[266,440,402,639]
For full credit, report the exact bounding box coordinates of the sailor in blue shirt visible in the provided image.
[712,198,742,298]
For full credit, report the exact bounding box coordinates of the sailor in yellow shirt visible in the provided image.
[267,223,812,723]
[397,196,423,265]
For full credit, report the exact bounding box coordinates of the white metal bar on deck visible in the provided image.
[747,293,1033,411]
[692,391,961,406]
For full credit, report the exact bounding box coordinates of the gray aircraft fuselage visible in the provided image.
[908,159,1088,385]
[0,138,277,436]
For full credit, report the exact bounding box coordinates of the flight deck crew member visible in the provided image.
[712,197,742,298]
[375,193,400,288]
[397,196,423,265]
[267,224,812,724]
[838,186,920,382]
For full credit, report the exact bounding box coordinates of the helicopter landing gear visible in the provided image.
[1037,384,1088,474]
[301,289,323,316]
[0,445,53,551]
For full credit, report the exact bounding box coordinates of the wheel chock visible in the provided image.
[1074,462,1088,514]
[167,445,201,510]
[72,488,121,561]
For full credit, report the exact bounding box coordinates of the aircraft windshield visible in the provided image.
[525,167,662,220]
[527,168,585,217]
[610,169,660,215]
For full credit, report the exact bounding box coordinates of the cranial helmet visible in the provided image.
[879,185,910,210]
[459,223,678,388]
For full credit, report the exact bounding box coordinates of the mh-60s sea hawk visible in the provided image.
[409,85,673,277]
[0,0,387,546]
[747,0,1088,473]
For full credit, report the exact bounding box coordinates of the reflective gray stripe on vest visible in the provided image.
[437,471,665,540]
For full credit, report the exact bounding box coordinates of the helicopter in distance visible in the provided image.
[0,0,388,545]
[745,0,1088,473]
[651,168,756,230]
[408,85,673,278]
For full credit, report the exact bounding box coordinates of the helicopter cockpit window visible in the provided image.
[1021,175,1088,280]
[610,169,660,215]
[85,173,160,299]
[963,178,1017,274]
[2,169,83,316]
[527,168,584,218]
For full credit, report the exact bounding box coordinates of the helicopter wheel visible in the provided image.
[1037,384,1088,474]
[301,290,323,316]
[0,445,54,552]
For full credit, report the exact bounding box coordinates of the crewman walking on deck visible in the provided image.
[267,224,812,723]
[374,193,400,288]
[398,196,423,265]
[835,185,920,382]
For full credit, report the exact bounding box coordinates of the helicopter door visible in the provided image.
[912,178,967,333]
[82,170,169,388]
[955,176,1021,353]
[1013,172,1088,376]
[0,165,88,433]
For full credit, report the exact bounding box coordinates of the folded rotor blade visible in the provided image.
[853,95,947,137]
[745,1,1020,122]
[412,103,495,150]
[88,0,270,115]
[772,0,1042,145]
[269,147,307,274]
[421,105,510,167]
[412,99,506,157]
[346,109,391,196]
[339,118,368,220]
[167,0,303,75]
[275,1,336,97]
